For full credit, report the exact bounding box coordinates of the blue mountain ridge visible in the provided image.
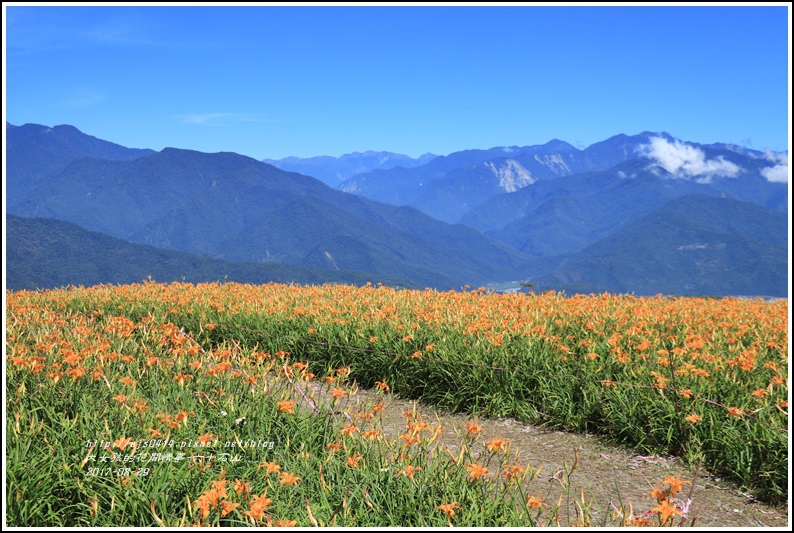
[5,122,788,296]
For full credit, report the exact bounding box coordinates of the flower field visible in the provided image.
[5,281,789,526]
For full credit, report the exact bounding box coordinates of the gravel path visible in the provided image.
[302,382,790,528]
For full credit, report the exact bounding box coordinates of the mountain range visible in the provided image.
[339,132,787,226]
[5,122,531,290]
[262,151,437,188]
[6,214,416,291]
[5,121,789,296]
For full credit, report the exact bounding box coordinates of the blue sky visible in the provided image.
[3,3,791,160]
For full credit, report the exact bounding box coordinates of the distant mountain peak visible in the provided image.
[53,124,82,133]
[261,150,439,187]
[638,130,674,139]
[539,139,580,152]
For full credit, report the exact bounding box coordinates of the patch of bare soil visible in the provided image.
[294,380,790,528]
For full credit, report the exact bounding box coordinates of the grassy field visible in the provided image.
[5,281,789,526]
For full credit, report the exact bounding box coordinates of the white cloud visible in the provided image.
[7,9,159,54]
[761,151,789,183]
[82,18,158,47]
[176,113,264,126]
[639,137,742,182]
[63,88,107,108]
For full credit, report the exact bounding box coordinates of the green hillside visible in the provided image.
[6,215,416,291]
[531,195,788,297]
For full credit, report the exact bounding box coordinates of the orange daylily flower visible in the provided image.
[241,482,268,508]
[194,497,213,520]
[346,453,363,469]
[131,399,149,414]
[467,463,489,480]
[685,413,702,424]
[662,474,691,495]
[339,423,359,437]
[651,499,682,525]
[406,420,428,435]
[279,472,301,486]
[194,487,224,519]
[234,479,251,496]
[436,501,460,519]
[220,500,240,518]
[277,400,296,414]
[398,433,420,447]
[361,429,381,440]
[462,421,483,438]
[174,373,193,385]
[119,376,137,387]
[727,407,745,418]
[502,464,525,482]
[398,464,423,478]
[210,480,228,499]
[330,387,347,400]
[260,461,281,475]
[290,362,309,372]
[68,367,86,380]
[646,484,668,502]
[175,410,194,426]
[245,493,273,521]
[526,495,544,509]
[197,433,217,445]
[485,437,509,453]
